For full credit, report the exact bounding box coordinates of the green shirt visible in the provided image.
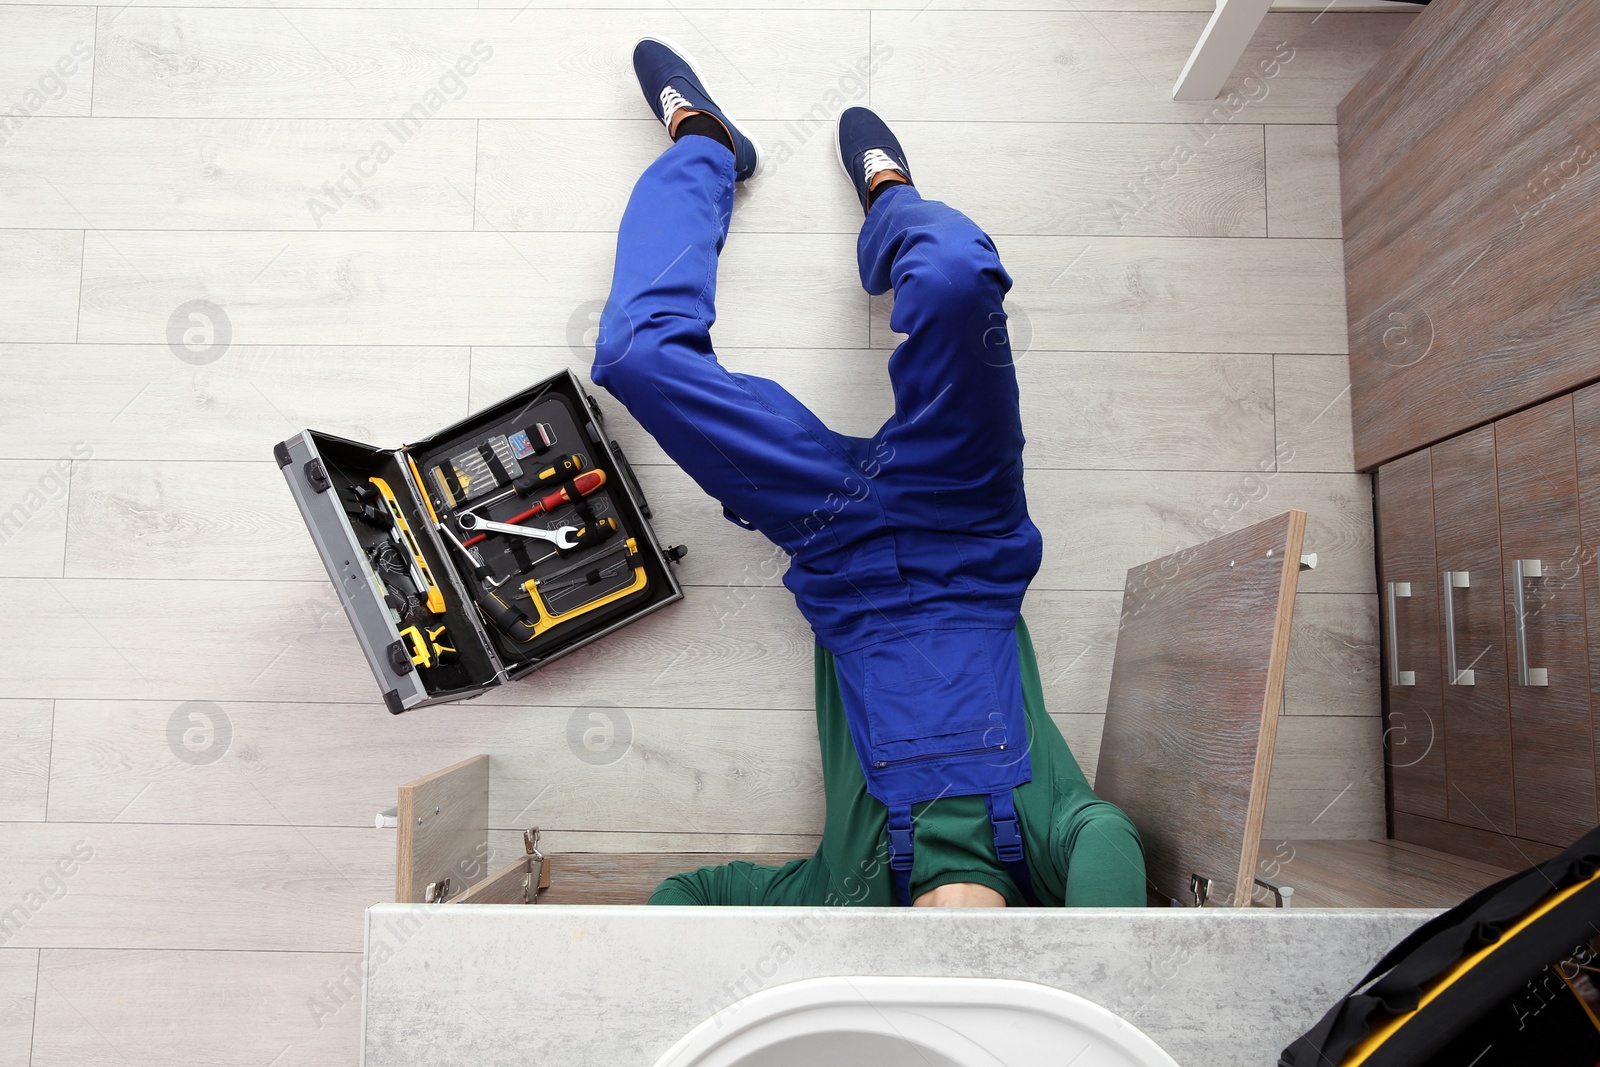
[650,617,1147,907]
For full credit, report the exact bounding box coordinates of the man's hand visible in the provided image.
[913,882,1008,908]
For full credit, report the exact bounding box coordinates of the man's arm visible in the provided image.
[649,857,817,906]
[1057,802,1148,907]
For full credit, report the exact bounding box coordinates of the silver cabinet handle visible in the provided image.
[1385,581,1415,686]
[1512,559,1549,687]
[1442,570,1474,686]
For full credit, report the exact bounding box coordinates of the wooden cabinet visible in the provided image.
[1379,396,1598,864]
[1375,448,1445,820]
[1494,398,1594,844]
[1340,0,1600,470]
[1428,427,1513,833]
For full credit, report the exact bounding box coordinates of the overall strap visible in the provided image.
[987,791,1043,907]
[887,803,915,907]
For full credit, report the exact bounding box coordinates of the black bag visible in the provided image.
[1282,825,1600,1067]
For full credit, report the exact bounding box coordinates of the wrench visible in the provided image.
[436,522,509,589]
[456,512,581,551]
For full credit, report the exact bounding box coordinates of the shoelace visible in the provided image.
[862,148,902,184]
[658,84,694,127]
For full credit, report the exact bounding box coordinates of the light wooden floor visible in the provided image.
[0,4,1414,1062]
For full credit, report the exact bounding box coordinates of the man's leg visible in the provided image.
[858,182,1025,493]
[837,108,1040,597]
[593,135,860,553]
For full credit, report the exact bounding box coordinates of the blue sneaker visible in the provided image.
[836,106,913,213]
[632,36,762,181]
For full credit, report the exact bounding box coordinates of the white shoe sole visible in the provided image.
[635,34,764,180]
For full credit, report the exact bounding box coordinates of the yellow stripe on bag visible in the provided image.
[1343,868,1600,1066]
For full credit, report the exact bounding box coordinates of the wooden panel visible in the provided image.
[871,236,1348,355]
[0,824,389,951]
[0,118,478,230]
[1096,510,1306,907]
[1495,397,1595,843]
[1268,838,1510,908]
[1392,811,1562,870]
[1376,448,1446,821]
[1280,593,1380,718]
[396,754,489,903]
[0,344,472,463]
[1018,353,1276,471]
[0,232,80,343]
[79,230,863,350]
[1027,470,1374,595]
[478,120,1267,238]
[539,852,807,906]
[1265,124,1342,239]
[0,460,73,577]
[453,853,548,905]
[876,11,1410,124]
[95,9,870,119]
[0,8,94,118]
[0,700,53,821]
[1261,715,1384,842]
[1274,354,1356,473]
[33,949,360,1066]
[1340,0,1600,467]
[1430,426,1513,832]
[1575,383,1600,829]
[476,347,1282,475]
[0,951,36,1067]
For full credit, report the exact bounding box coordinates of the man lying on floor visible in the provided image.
[591,38,1147,908]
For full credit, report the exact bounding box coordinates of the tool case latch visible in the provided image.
[303,457,332,494]
[386,639,414,676]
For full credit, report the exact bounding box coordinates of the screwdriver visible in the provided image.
[457,454,586,515]
[461,468,609,548]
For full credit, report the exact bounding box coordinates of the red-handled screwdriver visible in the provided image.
[461,468,609,548]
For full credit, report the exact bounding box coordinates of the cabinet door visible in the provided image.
[1431,425,1514,832]
[1573,384,1600,831]
[1376,449,1446,820]
[1495,396,1595,844]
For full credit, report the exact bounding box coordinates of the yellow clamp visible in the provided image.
[399,624,456,669]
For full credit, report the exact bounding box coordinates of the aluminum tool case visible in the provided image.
[274,370,684,713]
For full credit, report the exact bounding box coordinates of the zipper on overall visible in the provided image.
[873,744,1006,769]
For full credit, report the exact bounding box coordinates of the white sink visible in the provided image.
[652,975,1181,1067]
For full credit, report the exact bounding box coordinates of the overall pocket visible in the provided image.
[860,630,1007,765]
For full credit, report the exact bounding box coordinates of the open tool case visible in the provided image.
[274,370,685,713]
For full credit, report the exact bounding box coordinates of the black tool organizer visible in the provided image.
[275,370,685,713]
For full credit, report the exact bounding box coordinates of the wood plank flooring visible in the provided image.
[0,4,1412,1061]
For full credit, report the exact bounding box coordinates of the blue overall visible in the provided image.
[593,136,1045,905]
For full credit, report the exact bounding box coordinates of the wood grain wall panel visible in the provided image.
[1096,511,1305,908]
[1572,383,1600,830]
[1493,397,1595,844]
[1339,0,1600,468]
[1391,811,1562,870]
[1429,426,1514,832]
[1375,448,1446,821]
[1338,0,1581,258]
[33,949,360,1067]
[0,950,36,1067]
[539,853,808,905]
